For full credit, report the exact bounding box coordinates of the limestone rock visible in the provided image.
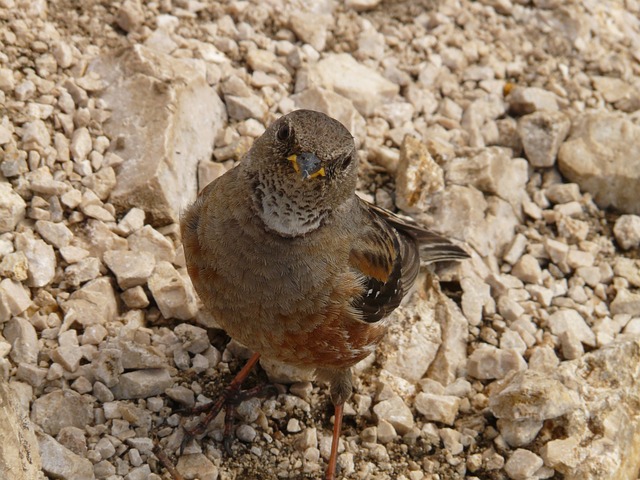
[395,136,444,214]
[0,278,32,323]
[298,53,399,116]
[379,286,441,383]
[558,112,640,215]
[31,390,93,436]
[507,86,559,115]
[0,379,43,480]
[545,339,640,479]
[111,368,173,399]
[61,277,118,326]
[467,346,527,380]
[4,317,39,364]
[91,45,226,225]
[289,10,330,52]
[103,249,156,289]
[37,432,94,480]
[15,232,56,287]
[613,214,640,250]
[148,261,198,320]
[372,394,414,435]
[414,393,460,426]
[0,181,26,233]
[547,309,596,347]
[34,220,73,249]
[489,370,580,422]
[428,295,469,386]
[504,449,544,480]
[127,225,175,263]
[176,453,219,480]
[446,147,528,211]
[291,87,366,144]
[518,110,571,167]
[345,0,382,11]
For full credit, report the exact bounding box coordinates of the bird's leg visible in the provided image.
[322,368,354,480]
[180,352,262,453]
[325,402,344,480]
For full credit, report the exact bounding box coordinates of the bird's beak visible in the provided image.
[287,153,326,180]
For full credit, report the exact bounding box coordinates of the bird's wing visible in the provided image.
[348,200,416,323]
[349,199,469,324]
[366,201,470,264]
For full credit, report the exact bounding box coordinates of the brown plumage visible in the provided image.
[181,109,468,479]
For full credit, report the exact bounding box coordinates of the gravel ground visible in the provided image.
[1,1,640,479]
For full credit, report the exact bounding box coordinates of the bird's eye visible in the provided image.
[277,123,291,141]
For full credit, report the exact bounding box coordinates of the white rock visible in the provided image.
[497,418,543,448]
[70,127,92,162]
[21,119,50,149]
[439,428,463,455]
[92,348,123,387]
[511,254,542,285]
[558,112,640,215]
[289,10,330,52]
[395,135,444,214]
[504,449,544,480]
[547,309,596,347]
[25,167,69,195]
[174,323,210,354]
[34,220,73,249]
[503,233,528,265]
[489,370,580,422]
[0,182,26,233]
[345,0,381,10]
[15,233,56,287]
[37,432,94,480]
[611,289,640,316]
[61,277,118,326]
[447,147,528,210]
[299,53,399,116]
[540,435,583,472]
[176,453,219,480]
[291,87,366,143]
[414,393,460,426]
[31,390,93,436]
[372,395,414,435]
[111,368,173,399]
[4,317,39,364]
[0,379,42,480]
[0,278,32,323]
[613,215,640,250]
[428,295,469,386]
[467,346,527,380]
[507,87,559,115]
[93,45,226,225]
[148,261,198,320]
[128,225,175,263]
[103,250,156,289]
[518,110,570,167]
[225,94,268,121]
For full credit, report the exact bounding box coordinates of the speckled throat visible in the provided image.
[251,174,330,237]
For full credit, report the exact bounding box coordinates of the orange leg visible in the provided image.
[181,352,262,453]
[325,402,344,480]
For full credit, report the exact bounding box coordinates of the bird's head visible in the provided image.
[243,110,359,236]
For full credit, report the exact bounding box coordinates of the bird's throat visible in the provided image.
[253,185,328,237]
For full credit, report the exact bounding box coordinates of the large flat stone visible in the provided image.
[558,112,640,215]
[90,45,226,226]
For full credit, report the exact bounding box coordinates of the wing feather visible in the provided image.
[349,199,469,324]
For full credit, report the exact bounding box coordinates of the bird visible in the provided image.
[180,109,469,479]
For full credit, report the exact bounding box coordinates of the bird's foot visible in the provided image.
[179,383,277,455]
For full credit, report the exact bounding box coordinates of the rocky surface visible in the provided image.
[1,1,640,479]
